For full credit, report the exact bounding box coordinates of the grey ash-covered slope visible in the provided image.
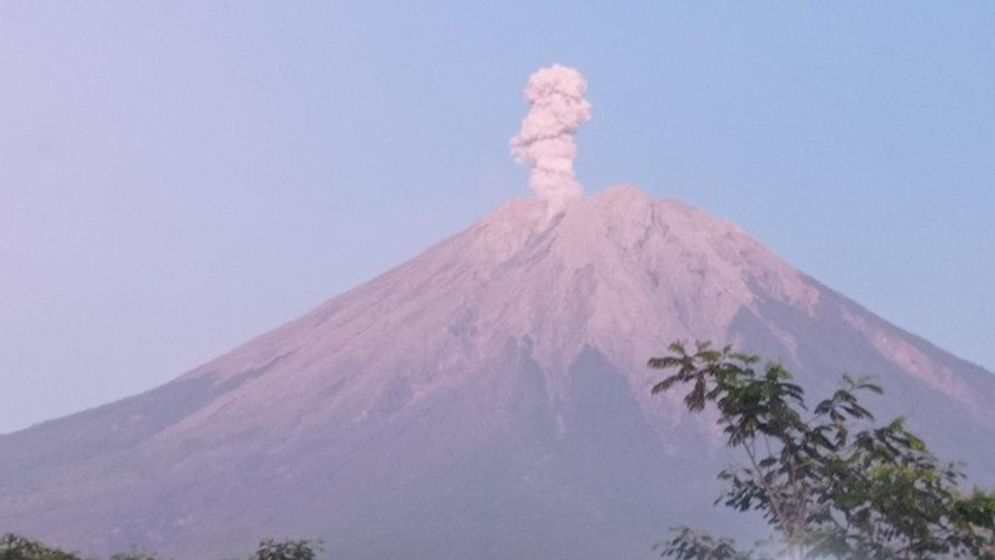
[2,186,994,560]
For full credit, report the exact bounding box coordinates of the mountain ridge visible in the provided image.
[2,185,993,559]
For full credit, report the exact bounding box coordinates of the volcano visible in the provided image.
[2,186,994,560]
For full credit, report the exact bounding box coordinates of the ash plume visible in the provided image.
[510,65,593,215]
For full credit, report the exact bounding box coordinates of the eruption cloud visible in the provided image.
[510,65,593,215]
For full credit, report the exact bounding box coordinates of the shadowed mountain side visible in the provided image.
[1,186,992,559]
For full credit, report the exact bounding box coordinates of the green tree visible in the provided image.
[249,539,322,560]
[0,534,79,560]
[648,342,995,560]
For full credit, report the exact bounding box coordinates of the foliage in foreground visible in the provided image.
[248,540,321,560]
[0,536,321,560]
[648,341,995,560]
[0,534,78,560]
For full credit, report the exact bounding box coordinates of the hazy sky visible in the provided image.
[2,2,993,434]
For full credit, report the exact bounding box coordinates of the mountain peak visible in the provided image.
[152,188,821,438]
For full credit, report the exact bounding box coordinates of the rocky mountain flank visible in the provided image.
[3,186,993,560]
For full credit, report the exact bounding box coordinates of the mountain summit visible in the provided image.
[3,186,994,559]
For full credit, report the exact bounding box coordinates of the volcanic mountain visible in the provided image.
[2,186,994,560]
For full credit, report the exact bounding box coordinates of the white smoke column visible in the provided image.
[510,65,593,215]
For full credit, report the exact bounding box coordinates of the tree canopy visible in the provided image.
[248,539,321,560]
[649,341,995,560]
[0,537,323,560]
[0,534,78,560]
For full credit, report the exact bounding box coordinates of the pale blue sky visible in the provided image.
[2,2,993,433]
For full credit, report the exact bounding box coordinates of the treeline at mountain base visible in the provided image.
[0,535,320,560]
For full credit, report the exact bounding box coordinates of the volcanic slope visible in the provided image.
[3,186,994,560]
